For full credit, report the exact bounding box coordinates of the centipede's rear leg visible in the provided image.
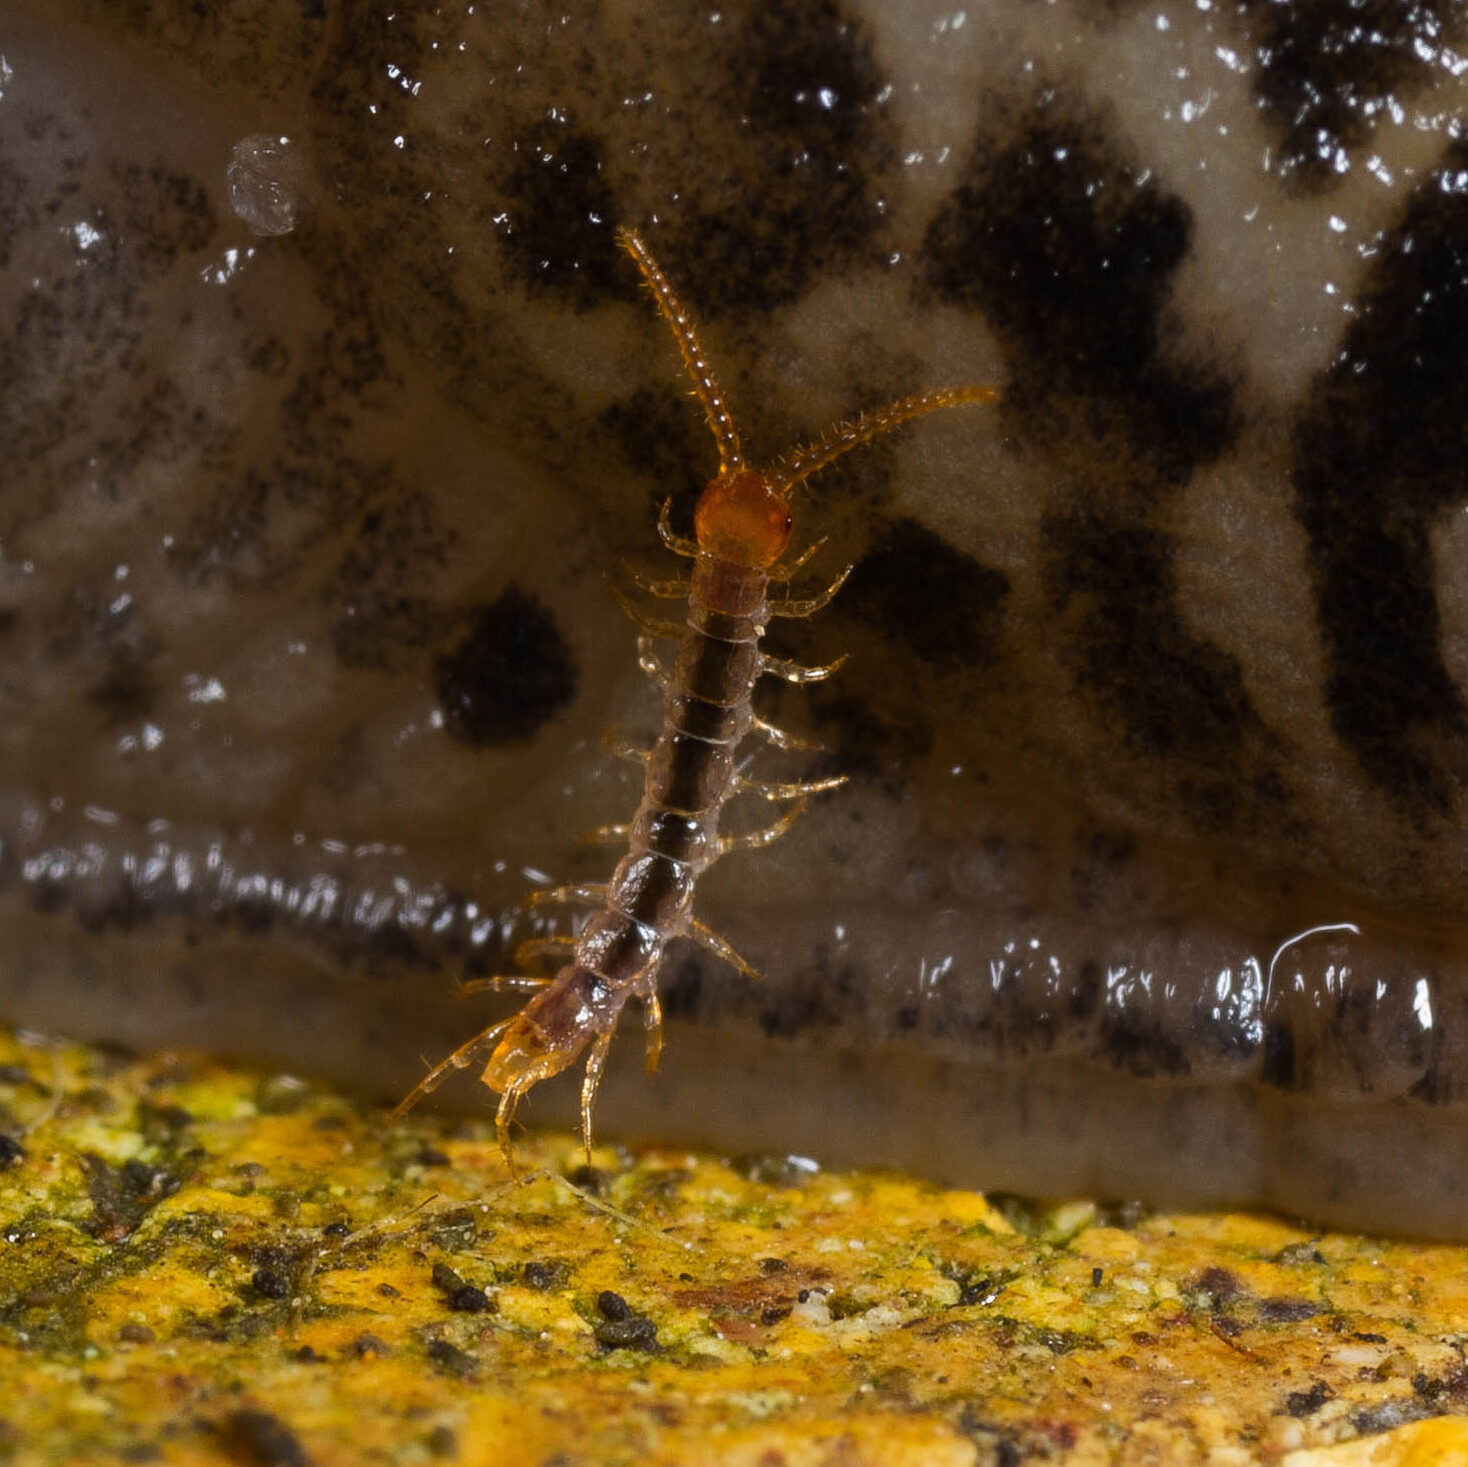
[638,980,665,1073]
[578,1028,619,1164]
[392,1016,516,1119]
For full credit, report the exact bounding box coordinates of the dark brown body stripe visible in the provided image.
[565,555,769,991]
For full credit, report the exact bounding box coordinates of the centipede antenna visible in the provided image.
[770,384,999,498]
[618,228,745,473]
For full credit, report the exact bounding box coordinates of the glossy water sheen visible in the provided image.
[3,0,1468,1235]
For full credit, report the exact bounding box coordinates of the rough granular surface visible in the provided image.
[1,1024,1467,1465]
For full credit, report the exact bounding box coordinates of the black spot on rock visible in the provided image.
[493,121,624,310]
[653,0,896,317]
[328,484,455,671]
[598,386,705,505]
[1041,509,1277,829]
[105,161,217,267]
[436,586,576,745]
[847,517,1008,669]
[1236,0,1462,192]
[1294,144,1468,816]
[922,104,1234,484]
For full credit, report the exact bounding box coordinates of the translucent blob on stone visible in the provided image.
[226,134,307,237]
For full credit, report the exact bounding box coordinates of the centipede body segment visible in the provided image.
[393,228,997,1165]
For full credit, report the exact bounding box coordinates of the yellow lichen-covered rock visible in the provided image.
[2,1024,1467,1465]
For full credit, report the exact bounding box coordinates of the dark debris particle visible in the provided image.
[321,1220,351,1239]
[761,1304,793,1326]
[1257,1297,1320,1324]
[293,1345,323,1363]
[522,1259,570,1291]
[425,1337,478,1379]
[117,1322,156,1345]
[138,1101,194,1141]
[596,1290,633,1322]
[79,1153,182,1241]
[566,1163,608,1194]
[250,1268,291,1302]
[427,1206,481,1250]
[427,1424,458,1458]
[1273,1242,1326,1267]
[432,1261,493,1313]
[1192,1266,1244,1306]
[758,1257,790,1275]
[436,586,577,746]
[1284,1381,1334,1418]
[415,1145,451,1168]
[219,1408,312,1467]
[351,1333,390,1359]
[594,1316,659,1352]
[0,1133,24,1167]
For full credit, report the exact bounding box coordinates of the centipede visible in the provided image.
[392,229,997,1163]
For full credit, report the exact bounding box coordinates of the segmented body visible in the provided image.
[394,229,995,1163]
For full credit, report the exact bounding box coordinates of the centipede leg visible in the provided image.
[768,564,853,618]
[579,1029,617,1164]
[528,882,609,910]
[625,566,691,599]
[761,651,850,685]
[637,635,670,685]
[639,981,664,1074]
[657,497,699,558]
[767,536,828,582]
[610,582,685,639]
[686,917,764,982]
[457,973,554,996]
[603,728,651,765]
[586,822,631,845]
[737,774,848,800]
[512,936,579,967]
[750,715,822,753]
[717,798,808,854]
[392,1017,516,1119]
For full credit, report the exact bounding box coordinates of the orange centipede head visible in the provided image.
[694,468,793,567]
